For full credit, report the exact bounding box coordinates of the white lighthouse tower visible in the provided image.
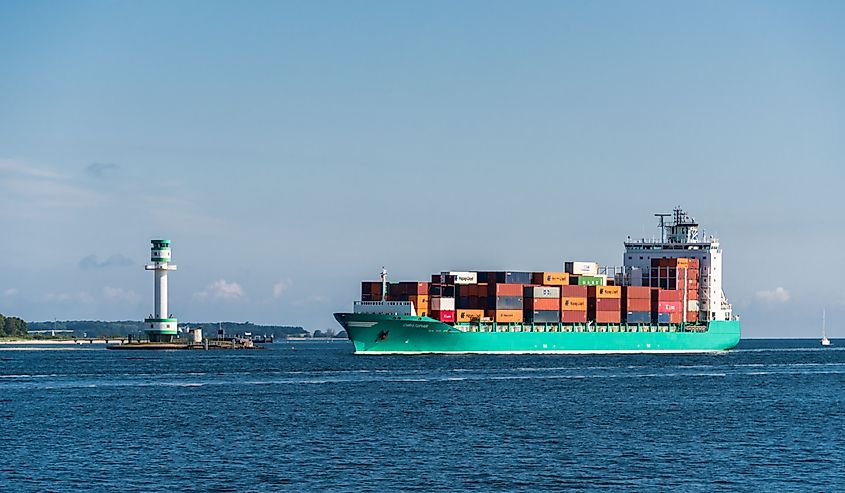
[144,239,178,342]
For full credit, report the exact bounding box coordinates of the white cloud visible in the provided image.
[102,286,141,304]
[0,158,62,179]
[80,254,133,270]
[273,279,292,299]
[2,288,19,297]
[293,295,329,306]
[755,287,790,304]
[0,158,103,217]
[45,291,95,304]
[193,279,246,301]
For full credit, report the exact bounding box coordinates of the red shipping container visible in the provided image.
[561,310,587,323]
[594,311,621,323]
[362,281,382,295]
[430,310,455,323]
[561,285,588,297]
[626,298,651,312]
[590,298,621,311]
[655,289,683,302]
[654,301,681,313]
[525,298,559,311]
[686,311,699,322]
[687,289,699,301]
[489,283,523,296]
[669,312,682,324]
[624,286,652,299]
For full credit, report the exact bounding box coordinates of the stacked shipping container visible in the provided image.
[524,286,560,323]
[560,285,588,323]
[652,289,682,324]
[623,286,651,324]
[360,260,703,326]
[649,258,700,322]
[587,286,622,323]
[361,281,383,302]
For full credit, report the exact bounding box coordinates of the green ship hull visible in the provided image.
[334,313,740,354]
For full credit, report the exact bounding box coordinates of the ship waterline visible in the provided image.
[335,313,741,355]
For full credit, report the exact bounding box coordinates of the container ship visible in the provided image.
[334,208,740,354]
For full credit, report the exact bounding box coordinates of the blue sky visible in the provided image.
[1,1,843,336]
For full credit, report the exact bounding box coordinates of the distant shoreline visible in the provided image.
[0,339,118,345]
[1,337,349,345]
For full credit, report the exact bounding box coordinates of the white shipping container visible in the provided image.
[525,286,560,299]
[565,261,599,276]
[687,300,699,312]
[430,297,456,311]
[442,271,478,284]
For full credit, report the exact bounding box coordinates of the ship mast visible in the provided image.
[654,213,670,243]
[380,266,388,302]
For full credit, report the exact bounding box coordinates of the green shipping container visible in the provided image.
[575,276,603,286]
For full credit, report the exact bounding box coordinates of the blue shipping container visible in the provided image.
[526,310,560,323]
[488,296,523,310]
[625,311,651,324]
[494,271,532,284]
[654,312,671,324]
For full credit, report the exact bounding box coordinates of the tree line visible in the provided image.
[0,313,28,337]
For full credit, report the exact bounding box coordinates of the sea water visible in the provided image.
[1,339,843,492]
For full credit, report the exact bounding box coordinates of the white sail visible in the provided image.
[821,309,831,346]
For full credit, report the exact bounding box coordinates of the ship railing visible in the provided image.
[353,301,414,316]
[456,321,709,334]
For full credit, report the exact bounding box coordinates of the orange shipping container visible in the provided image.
[457,309,485,323]
[561,297,587,310]
[525,298,559,311]
[588,286,622,299]
[408,295,429,310]
[487,309,523,323]
[532,272,570,286]
[490,284,523,296]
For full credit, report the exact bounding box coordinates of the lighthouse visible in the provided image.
[144,239,178,342]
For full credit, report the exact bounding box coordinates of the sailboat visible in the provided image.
[821,309,831,346]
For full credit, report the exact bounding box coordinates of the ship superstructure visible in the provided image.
[623,207,733,322]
